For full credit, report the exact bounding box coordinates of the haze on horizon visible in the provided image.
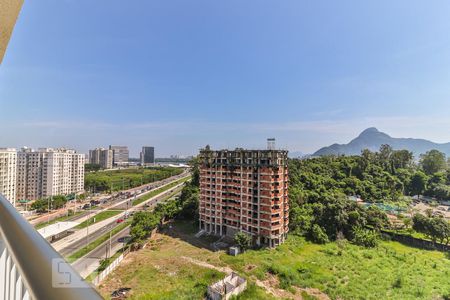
[1,0,450,157]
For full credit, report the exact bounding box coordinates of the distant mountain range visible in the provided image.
[313,127,450,157]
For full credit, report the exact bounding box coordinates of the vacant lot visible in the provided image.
[99,221,450,300]
[85,167,184,192]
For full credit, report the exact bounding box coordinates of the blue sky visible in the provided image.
[1,0,450,157]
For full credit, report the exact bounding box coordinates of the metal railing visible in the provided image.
[0,194,103,300]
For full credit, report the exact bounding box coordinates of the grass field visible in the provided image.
[85,167,184,192]
[75,210,122,229]
[132,176,190,206]
[99,221,450,300]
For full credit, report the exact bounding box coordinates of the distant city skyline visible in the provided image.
[1,1,450,156]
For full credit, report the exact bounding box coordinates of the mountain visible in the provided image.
[288,151,305,158]
[313,127,450,157]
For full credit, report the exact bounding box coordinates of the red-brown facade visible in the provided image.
[199,147,289,247]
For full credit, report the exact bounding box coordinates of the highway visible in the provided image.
[30,170,189,226]
[51,179,187,253]
[58,185,180,257]
[71,189,183,279]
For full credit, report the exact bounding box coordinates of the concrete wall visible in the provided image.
[0,0,23,64]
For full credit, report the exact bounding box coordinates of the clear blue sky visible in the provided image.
[1,0,450,157]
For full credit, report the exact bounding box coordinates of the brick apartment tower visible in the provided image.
[199,145,289,247]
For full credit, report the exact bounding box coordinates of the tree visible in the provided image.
[420,150,447,175]
[234,232,252,251]
[130,212,160,242]
[410,171,427,197]
[309,224,329,244]
[85,163,101,172]
[391,150,414,170]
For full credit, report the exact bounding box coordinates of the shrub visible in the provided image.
[352,227,379,248]
[392,276,403,289]
[234,232,252,252]
[309,224,329,244]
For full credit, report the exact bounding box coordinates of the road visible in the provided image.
[56,183,185,255]
[71,189,183,279]
[29,169,190,226]
[72,226,131,278]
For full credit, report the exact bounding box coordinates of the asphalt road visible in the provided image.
[58,186,183,257]
[31,170,189,226]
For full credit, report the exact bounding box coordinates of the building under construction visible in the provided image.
[199,142,289,248]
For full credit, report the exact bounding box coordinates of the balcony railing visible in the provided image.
[0,194,102,300]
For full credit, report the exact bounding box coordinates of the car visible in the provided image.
[82,203,91,210]
[118,236,131,243]
[116,218,124,223]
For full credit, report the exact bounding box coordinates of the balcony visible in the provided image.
[0,194,102,300]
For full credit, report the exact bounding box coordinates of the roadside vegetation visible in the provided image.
[85,167,184,193]
[131,176,190,206]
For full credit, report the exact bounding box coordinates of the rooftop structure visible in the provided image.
[37,221,80,240]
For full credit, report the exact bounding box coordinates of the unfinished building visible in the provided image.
[199,145,289,248]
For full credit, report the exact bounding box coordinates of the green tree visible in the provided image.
[234,232,252,251]
[410,171,427,197]
[420,150,447,175]
[130,212,160,242]
[309,224,329,244]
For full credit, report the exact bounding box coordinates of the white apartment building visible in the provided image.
[89,148,113,169]
[0,148,17,205]
[16,148,85,201]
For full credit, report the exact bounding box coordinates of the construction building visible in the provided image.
[89,148,113,169]
[199,142,289,248]
[16,148,85,201]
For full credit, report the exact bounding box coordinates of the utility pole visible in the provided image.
[86,203,91,251]
[109,228,112,259]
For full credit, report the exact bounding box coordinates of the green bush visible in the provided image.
[352,227,379,248]
[309,224,329,244]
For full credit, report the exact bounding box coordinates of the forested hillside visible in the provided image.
[289,145,450,245]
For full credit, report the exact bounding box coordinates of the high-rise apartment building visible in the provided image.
[140,146,155,165]
[89,148,113,169]
[16,148,85,201]
[199,146,289,248]
[0,148,17,205]
[109,146,129,166]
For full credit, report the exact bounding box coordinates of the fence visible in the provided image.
[382,230,450,252]
[92,248,130,286]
